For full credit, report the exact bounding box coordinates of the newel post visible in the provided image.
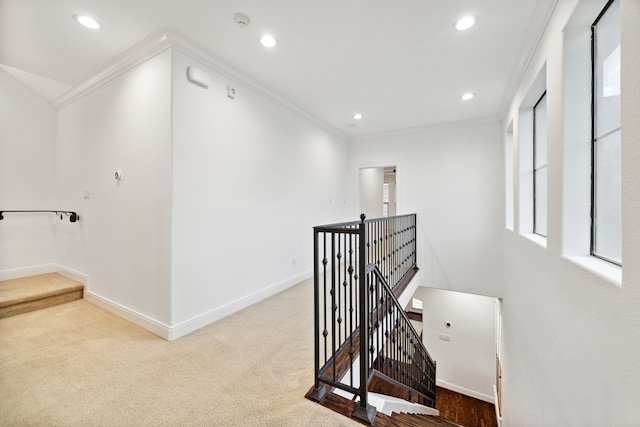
[353,214,376,424]
[308,226,326,403]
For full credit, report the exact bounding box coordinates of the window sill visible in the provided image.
[521,233,547,248]
[561,254,622,288]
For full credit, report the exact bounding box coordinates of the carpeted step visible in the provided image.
[0,273,84,318]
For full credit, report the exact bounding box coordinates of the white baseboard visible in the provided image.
[168,269,313,341]
[55,265,89,286]
[2,263,313,343]
[84,291,171,340]
[397,273,420,309]
[437,379,495,404]
[493,384,503,427]
[0,264,56,281]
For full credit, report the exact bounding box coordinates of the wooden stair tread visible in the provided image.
[395,412,464,426]
[306,386,464,427]
[0,273,83,318]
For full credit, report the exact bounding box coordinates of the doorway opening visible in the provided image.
[359,166,397,218]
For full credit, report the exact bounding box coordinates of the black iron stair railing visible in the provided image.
[308,213,435,424]
[0,210,79,222]
[366,264,436,405]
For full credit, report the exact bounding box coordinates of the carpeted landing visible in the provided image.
[0,273,83,318]
[0,277,360,426]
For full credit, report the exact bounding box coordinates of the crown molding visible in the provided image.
[165,32,346,140]
[50,30,346,140]
[497,0,559,119]
[349,115,500,143]
[51,31,172,110]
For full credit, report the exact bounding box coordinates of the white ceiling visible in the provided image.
[0,0,556,137]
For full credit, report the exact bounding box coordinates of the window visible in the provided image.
[591,0,621,265]
[533,92,547,237]
[517,65,546,242]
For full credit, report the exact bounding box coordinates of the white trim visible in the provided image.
[521,232,547,248]
[561,254,622,288]
[436,379,495,404]
[84,291,171,340]
[368,392,439,417]
[0,264,56,281]
[167,33,344,139]
[55,265,88,286]
[498,0,559,118]
[493,384,503,427]
[168,269,313,340]
[355,161,402,218]
[50,30,344,139]
[350,116,498,143]
[51,31,172,110]
[397,272,420,310]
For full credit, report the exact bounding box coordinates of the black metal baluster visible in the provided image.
[384,220,389,283]
[354,214,375,423]
[322,233,328,365]
[348,232,354,388]
[331,232,337,382]
[376,220,379,268]
[313,228,321,394]
[342,233,348,344]
[336,233,342,347]
[375,272,380,374]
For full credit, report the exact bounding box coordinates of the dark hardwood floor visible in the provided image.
[435,387,497,427]
[306,385,497,427]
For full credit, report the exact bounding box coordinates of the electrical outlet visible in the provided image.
[292,258,297,267]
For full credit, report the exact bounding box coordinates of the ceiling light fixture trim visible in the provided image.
[73,14,102,30]
[260,34,278,48]
[461,92,475,101]
[455,15,477,31]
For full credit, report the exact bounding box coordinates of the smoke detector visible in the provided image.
[234,13,250,27]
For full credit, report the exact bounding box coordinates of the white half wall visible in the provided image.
[0,69,56,272]
[170,48,349,332]
[349,119,503,298]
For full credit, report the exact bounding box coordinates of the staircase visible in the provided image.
[307,385,462,426]
[308,214,439,424]
[378,412,463,427]
[0,273,84,318]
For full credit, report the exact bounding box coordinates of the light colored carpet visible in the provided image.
[0,277,359,426]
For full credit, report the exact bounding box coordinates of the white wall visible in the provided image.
[413,287,496,402]
[0,69,57,277]
[350,119,503,298]
[170,49,349,333]
[56,49,173,326]
[501,0,640,425]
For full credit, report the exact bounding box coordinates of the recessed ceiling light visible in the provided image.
[260,34,278,48]
[455,15,476,31]
[73,14,102,30]
[461,92,475,101]
[353,113,363,120]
